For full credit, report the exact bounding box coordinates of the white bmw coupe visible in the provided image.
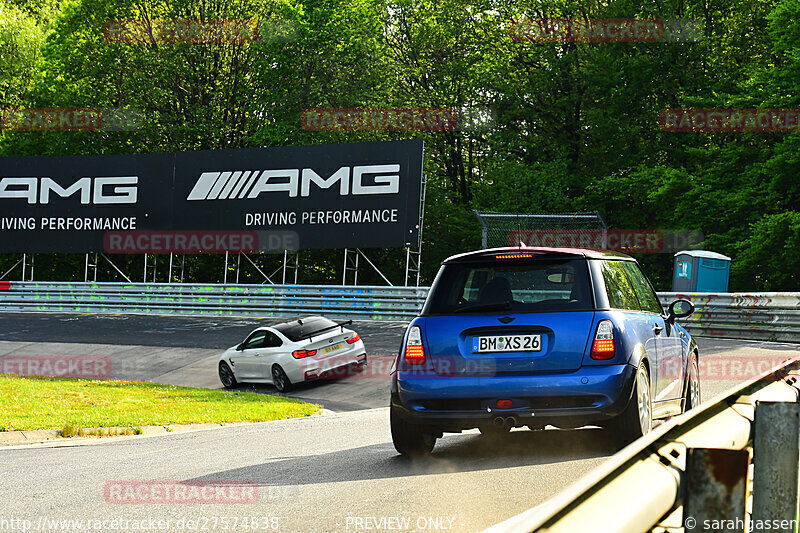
[218,316,367,392]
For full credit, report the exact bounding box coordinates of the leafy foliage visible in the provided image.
[2,0,800,289]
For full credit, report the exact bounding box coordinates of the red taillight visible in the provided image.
[346,333,361,344]
[292,349,317,359]
[591,320,615,360]
[497,399,513,408]
[404,325,425,365]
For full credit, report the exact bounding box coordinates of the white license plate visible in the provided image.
[321,343,343,355]
[473,335,541,353]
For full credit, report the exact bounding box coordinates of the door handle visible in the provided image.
[653,325,664,335]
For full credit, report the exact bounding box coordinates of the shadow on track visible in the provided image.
[189,427,619,486]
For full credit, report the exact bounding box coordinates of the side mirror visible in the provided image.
[667,299,694,323]
[236,343,245,351]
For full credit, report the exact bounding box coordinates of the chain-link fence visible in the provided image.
[473,210,608,248]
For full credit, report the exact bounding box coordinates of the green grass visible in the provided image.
[0,375,320,432]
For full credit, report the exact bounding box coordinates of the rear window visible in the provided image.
[274,316,337,341]
[423,258,593,315]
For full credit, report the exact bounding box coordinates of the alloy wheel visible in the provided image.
[688,358,701,409]
[219,363,235,388]
[637,367,652,434]
[272,367,287,390]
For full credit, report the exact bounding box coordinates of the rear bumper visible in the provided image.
[391,364,636,431]
[290,344,367,382]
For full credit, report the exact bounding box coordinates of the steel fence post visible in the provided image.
[752,401,800,533]
[684,449,749,533]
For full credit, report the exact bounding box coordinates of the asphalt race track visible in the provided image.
[1,312,797,409]
[0,312,408,411]
[1,311,799,531]
[0,312,407,353]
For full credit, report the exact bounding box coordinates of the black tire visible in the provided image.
[610,363,652,445]
[271,364,293,393]
[218,361,238,389]
[390,407,436,457]
[683,354,701,412]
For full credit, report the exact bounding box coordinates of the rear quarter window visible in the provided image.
[621,262,663,315]
[600,260,641,311]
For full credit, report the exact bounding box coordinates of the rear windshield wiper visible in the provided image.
[452,301,512,314]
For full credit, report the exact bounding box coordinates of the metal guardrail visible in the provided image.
[1,283,799,339]
[486,357,800,533]
[660,292,800,343]
[0,281,429,321]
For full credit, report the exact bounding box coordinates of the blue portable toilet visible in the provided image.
[672,250,731,292]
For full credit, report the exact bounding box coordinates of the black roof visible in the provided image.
[267,316,341,342]
[444,246,635,263]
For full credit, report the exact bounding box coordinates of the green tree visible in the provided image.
[0,0,45,107]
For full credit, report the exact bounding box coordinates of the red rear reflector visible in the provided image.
[497,399,513,408]
[404,325,425,365]
[495,254,533,259]
[292,349,317,359]
[346,333,361,344]
[0,281,9,291]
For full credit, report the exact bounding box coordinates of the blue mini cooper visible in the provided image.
[390,247,700,456]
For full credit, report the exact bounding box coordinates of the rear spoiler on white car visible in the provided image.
[301,319,354,341]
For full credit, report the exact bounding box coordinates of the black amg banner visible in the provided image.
[0,140,424,253]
